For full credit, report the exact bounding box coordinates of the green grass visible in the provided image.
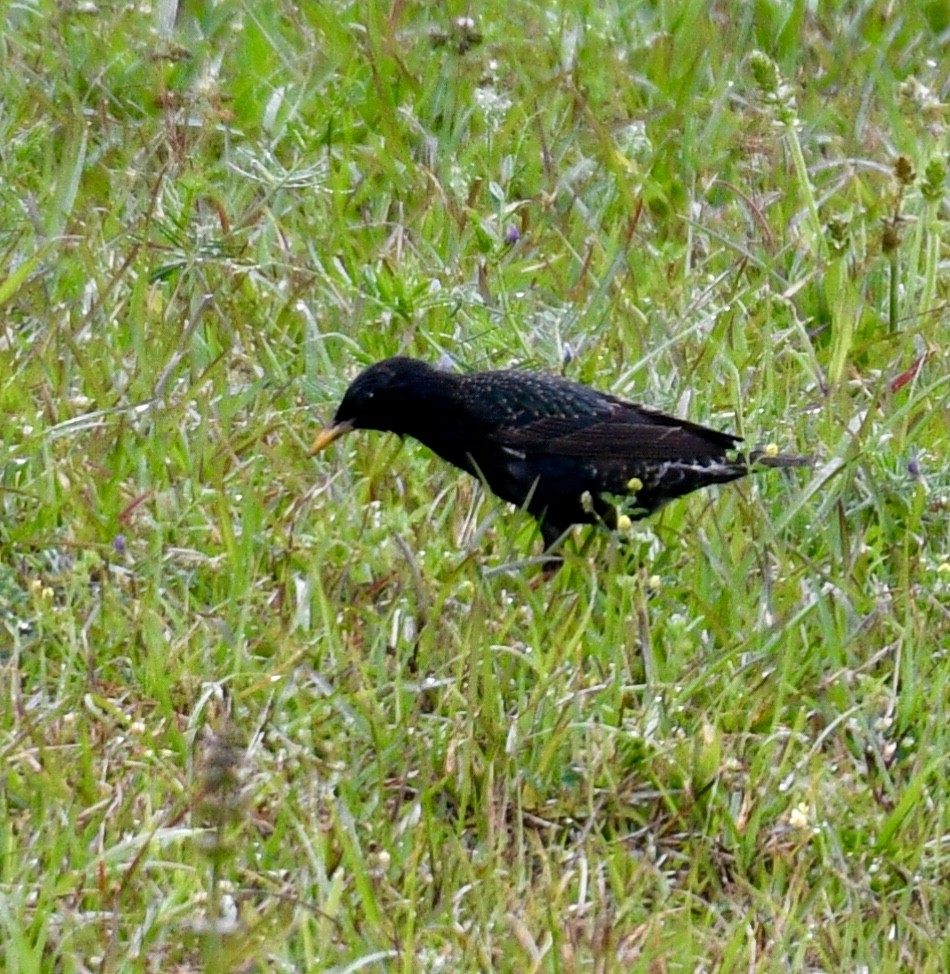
[2,1,949,971]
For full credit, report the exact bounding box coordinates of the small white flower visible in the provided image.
[788,802,811,830]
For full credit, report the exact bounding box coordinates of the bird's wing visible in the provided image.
[499,403,740,461]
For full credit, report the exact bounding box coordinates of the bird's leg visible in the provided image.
[592,494,619,530]
[539,521,570,575]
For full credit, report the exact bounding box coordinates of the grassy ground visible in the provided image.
[2,1,949,971]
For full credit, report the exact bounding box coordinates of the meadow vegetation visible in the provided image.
[1,0,948,970]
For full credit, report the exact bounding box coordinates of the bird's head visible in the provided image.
[309,357,441,454]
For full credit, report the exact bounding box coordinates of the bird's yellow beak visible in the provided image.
[309,419,355,456]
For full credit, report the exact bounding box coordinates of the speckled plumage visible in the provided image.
[311,357,808,564]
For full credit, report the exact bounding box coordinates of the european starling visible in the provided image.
[311,357,808,564]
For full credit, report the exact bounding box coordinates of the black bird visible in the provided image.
[311,357,808,564]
